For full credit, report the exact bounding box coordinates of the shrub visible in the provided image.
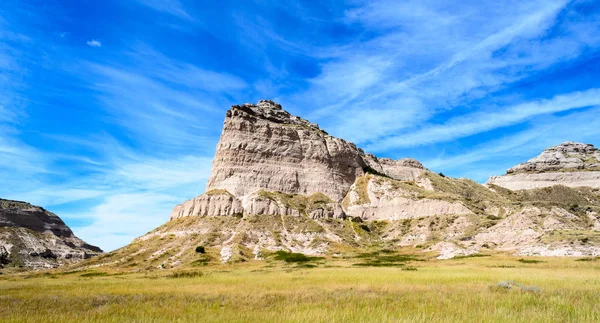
[363,166,391,178]
[438,172,446,177]
[273,250,322,263]
[575,257,598,262]
[518,258,545,264]
[353,252,420,267]
[453,253,490,259]
[195,246,206,254]
[359,224,371,232]
[80,272,110,278]
[167,271,204,279]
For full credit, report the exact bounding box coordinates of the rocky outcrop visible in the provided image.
[343,174,473,221]
[0,199,102,270]
[487,172,600,191]
[171,100,429,222]
[508,142,600,174]
[169,190,243,219]
[205,100,427,202]
[487,142,600,190]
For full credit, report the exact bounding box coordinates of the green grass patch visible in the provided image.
[166,271,204,279]
[575,257,599,262]
[353,251,420,267]
[204,189,233,196]
[453,254,491,259]
[256,191,334,215]
[517,259,546,264]
[80,272,110,278]
[272,251,323,263]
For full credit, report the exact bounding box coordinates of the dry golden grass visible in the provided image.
[1,255,599,322]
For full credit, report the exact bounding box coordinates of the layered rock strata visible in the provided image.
[0,199,102,270]
[171,100,431,221]
[488,142,600,190]
[205,100,425,201]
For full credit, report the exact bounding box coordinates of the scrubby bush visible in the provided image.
[195,246,205,254]
[273,250,322,263]
[167,271,204,279]
[518,258,545,264]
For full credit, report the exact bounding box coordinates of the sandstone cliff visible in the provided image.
[0,199,102,270]
[487,142,600,190]
[170,100,431,221]
[204,100,425,201]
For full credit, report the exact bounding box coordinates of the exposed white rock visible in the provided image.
[488,171,600,190]
[343,175,473,221]
[427,242,477,260]
[487,142,600,190]
[170,191,243,220]
[507,142,600,174]
[205,100,426,202]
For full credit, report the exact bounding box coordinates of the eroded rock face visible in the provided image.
[507,142,600,174]
[0,199,102,270]
[487,142,600,190]
[488,172,600,190]
[170,192,243,219]
[171,100,428,222]
[343,175,473,221]
[205,100,426,201]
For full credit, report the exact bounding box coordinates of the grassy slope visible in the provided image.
[1,255,599,322]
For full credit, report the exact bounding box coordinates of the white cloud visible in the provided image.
[86,39,102,47]
[367,88,600,152]
[65,192,183,251]
[285,0,591,150]
[420,107,600,182]
[136,0,192,20]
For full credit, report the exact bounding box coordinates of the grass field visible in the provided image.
[1,254,600,322]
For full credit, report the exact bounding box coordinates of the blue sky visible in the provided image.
[1,0,600,251]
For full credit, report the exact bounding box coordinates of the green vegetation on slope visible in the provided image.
[257,190,334,215]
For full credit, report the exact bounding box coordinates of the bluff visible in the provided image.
[170,100,431,220]
[0,199,102,270]
[487,142,600,190]
[79,101,600,271]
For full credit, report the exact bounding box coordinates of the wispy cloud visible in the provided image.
[79,46,245,153]
[136,0,192,20]
[367,89,600,152]
[65,192,184,251]
[421,106,600,181]
[86,39,102,47]
[289,0,590,147]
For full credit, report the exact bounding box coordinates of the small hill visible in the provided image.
[0,198,102,271]
[487,142,600,190]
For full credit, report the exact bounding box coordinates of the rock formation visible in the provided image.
[170,100,430,221]
[487,142,600,190]
[0,198,102,270]
[79,101,600,270]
